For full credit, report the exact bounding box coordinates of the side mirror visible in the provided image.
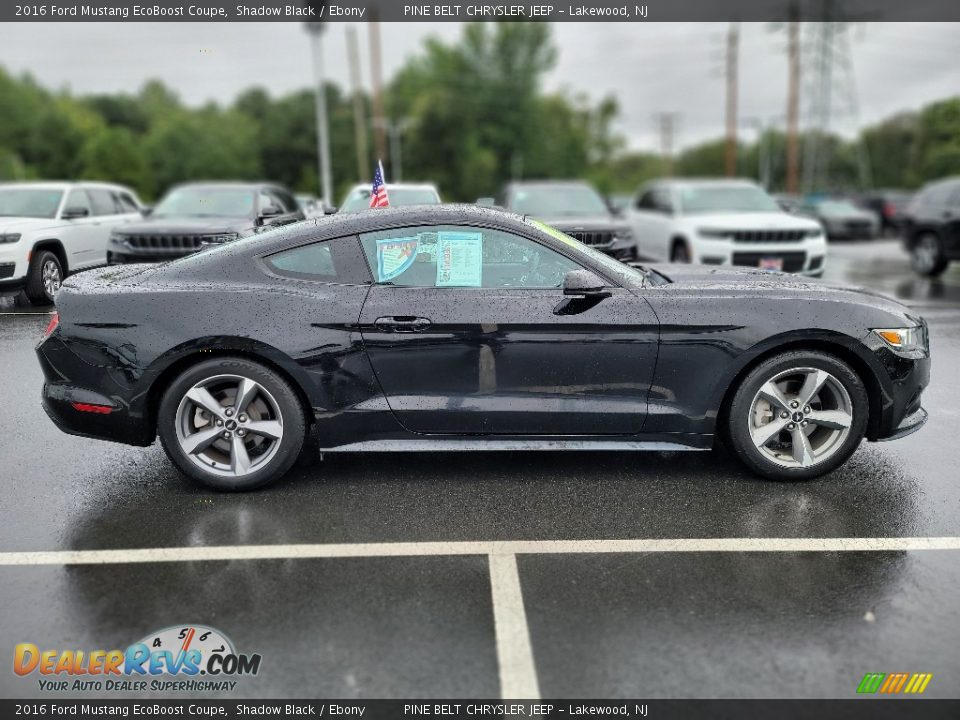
[61,207,90,220]
[141,206,153,217]
[258,205,283,225]
[322,203,338,215]
[563,269,609,297]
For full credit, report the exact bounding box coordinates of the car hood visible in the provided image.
[0,217,63,233]
[114,216,254,234]
[678,211,820,230]
[540,215,629,232]
[651,262,913,317]
[820,209,876,222]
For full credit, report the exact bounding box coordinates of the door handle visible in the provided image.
[374,316,432,332]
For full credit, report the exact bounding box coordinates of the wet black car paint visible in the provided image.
[37,205,929,453]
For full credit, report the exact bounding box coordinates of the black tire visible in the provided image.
[24,250,63,305]
[157,357,307,491]
[670,239,691,263]
[910,232,949,277]
[724,350,869,481]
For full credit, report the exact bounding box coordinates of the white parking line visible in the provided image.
[489,553,541,700]
[1,536,959,566]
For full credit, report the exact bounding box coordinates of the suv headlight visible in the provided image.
[614,227,633,241]
[697,228,730,239]
[109,233,126,244]
[804,228,824,238]
[0,233,21,244]
[872,327,927,357]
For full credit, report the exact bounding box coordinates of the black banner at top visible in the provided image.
[6,0,960,22]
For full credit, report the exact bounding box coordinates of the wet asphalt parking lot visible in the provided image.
[1,238,959,700]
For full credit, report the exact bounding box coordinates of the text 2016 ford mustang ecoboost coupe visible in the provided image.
[36,205,929,490]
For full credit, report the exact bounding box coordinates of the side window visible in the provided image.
[87,188,118,216]
[272,189,299,214]
[115,192,140,213]
[359,225,581,289]
[652,189,674,214]
[263,236,371,285]
[63,189,92,217]
[635,190,656,210]
[258,192,277,214]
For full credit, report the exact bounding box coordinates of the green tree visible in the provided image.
[78,126,151,196]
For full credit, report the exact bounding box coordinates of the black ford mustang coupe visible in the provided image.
[37,205,929,490]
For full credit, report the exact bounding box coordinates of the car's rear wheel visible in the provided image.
[910,233,948,277]
[725,351,868,481]
[25,250,63,305]
[158,357,306,490]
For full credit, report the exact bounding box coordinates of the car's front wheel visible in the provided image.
[910,232,948,277]
[157,357,307,490]
[725,351,868,481]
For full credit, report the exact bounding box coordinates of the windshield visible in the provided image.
[512,185,609,217]
[0,188,63,219]
[817,200,861,215]
[679,185,780,214]
[153,187,256,218]
[340,187,440,212]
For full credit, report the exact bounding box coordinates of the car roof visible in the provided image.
[0,180,135,191]
[653,178,760,188]
[346,183,439,192]
[167,181,289,192]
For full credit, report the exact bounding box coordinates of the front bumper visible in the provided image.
[878,407,928,441]
[693,237,828,276]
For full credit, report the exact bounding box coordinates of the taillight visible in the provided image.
[71,402,114,414]
[43,312,59,338]
[883,201,894,217]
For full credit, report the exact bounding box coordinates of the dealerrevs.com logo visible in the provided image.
[14,624,261,693]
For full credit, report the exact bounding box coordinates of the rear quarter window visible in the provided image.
[263,236,371,285]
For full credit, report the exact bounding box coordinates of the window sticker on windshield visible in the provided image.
[376,237,419,282]
[436,231,483,287]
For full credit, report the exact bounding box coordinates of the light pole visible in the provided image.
[305,22,333,207]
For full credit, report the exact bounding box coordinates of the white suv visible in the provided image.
[0,181,143,305]
[626,179,827,276]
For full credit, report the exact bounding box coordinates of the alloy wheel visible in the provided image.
[175,374,284,478]
[42,259,62,300]
[748,366,853,469]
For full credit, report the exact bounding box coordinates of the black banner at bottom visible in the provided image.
[3,700,960,720]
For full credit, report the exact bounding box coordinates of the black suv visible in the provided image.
[497,181,636,260]
[902,177,960,277]
[108,182,305,263]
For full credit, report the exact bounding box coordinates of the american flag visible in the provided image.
[369,160,389,209]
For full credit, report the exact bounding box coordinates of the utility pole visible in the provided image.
[368,15,388,169]
[654,113,680,176]
[373,118,416,182]
[785,7,801,194]
[305,21,333,207]
[346,26,369,182]
[724,22,740,177]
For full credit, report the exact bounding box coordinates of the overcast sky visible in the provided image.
[3,22,957,152]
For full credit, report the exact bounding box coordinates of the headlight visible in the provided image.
[109,233,126,244]
[0,233,21,244]
[697,228,729,239]
[614,228,633,241]
[872,327,927,357]
[805,228,824,238]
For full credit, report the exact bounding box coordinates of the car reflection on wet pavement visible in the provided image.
[1,238,959,699]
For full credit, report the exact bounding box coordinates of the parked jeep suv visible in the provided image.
[498,181,637,260]
[626,179,827,276]
[108,182,304,264]
[0,181,143,305]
